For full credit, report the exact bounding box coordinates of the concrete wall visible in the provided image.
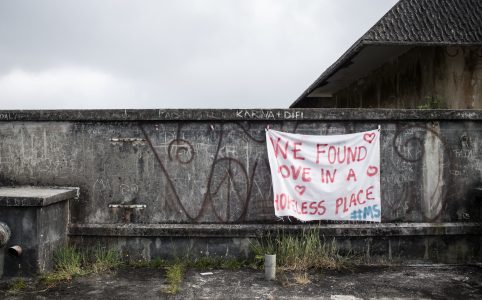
[0,109,481,263]
[334,46,482,109]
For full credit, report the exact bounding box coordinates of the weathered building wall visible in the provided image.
[0,109,481,263]
[334,46,482,109]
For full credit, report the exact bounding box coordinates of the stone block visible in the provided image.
[0,186,77,276]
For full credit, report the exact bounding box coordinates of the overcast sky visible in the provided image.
[0,0,398,109]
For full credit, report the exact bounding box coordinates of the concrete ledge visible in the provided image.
[0,108,481,121]
[68,222,482,238]
[0,186,78,207]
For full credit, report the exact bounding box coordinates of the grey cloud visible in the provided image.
[0,0,398,108]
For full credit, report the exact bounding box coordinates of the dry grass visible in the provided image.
[251,229,354,272]
[294,272,311,285]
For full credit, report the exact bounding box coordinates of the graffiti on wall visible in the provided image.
[0,120,479,224]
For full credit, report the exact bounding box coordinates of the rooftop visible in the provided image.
[291,0,482,107]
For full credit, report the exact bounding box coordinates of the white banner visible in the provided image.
[266,129,381,222]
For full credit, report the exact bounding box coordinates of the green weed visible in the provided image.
[90,246,122,273]
[164,262,185,294]
[52,245,86,277]
[39,246,86,287]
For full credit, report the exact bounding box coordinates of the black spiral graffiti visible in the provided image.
[391,124,454,222]
[393,124,452,162]
[167,139,194,164]
[393,125,430,162]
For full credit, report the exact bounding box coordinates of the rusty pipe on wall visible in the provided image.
[0,222,22,257]
[8,245,22,257]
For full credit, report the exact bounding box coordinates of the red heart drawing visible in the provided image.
[363,132,376,143]
[367,166,378,176]
[295,185,306,196]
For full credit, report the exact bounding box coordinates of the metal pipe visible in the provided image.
[8,245,22,257]
[264,254,276,280]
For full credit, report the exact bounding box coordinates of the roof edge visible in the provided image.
[290,41,364,108]
[290,0,404,108]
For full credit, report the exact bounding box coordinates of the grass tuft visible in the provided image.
[164,262,185,294]
[294,272,311,285]
[39,245,87,286]
[251,229,353,272]
[90,246,122,273]
[54,245,85,276]
[39,244,123,287]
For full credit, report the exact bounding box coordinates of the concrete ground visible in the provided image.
[1,265,482,299]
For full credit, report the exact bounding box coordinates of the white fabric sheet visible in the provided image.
[266,129,381,222]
